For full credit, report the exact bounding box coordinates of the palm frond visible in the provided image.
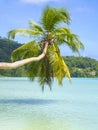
[29,20,44,32]
[55,26,71,35]
[58,7,71,23]
[11,40,40,61]
[41,6,71,32]
[8,28,43,39]
[27,56,53,91]
[55,27,84,54]
[48,44,70,85]
[65,33,84,54]
[38,56,53,91]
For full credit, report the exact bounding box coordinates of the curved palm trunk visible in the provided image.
[0,42,48,69]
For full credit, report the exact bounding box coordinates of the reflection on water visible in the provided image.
[0,78,98,130]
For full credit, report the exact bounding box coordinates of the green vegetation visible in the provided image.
[64,56,98,77]
[7,6,84,89]
[0,37,98,78]
[0,36,20,62]
[0,37,26,77]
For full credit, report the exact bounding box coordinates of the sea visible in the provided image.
[0,77,98,130]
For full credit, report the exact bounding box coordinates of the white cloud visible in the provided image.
[20,0,59,4]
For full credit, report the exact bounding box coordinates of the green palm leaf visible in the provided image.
[41,6,71,32]
[55,27,84,54]
[29,20,44,32]
[11,40,40,61]
[27,56,53,90]
[48,44,70,84]
[8,28,43,39]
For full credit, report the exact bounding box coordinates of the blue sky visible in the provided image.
[0,0,98,59]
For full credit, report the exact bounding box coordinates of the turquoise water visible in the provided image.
[0,78,98,130]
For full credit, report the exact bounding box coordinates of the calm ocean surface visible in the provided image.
[0,78,98,130]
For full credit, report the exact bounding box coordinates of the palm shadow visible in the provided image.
[0,99,58,105]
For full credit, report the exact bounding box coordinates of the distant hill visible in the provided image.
[0,36,21,62]
[64,56,98,77]
[0,36,98,77]
[0,37,26,77]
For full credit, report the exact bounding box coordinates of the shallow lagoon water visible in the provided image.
[0,78,98,130]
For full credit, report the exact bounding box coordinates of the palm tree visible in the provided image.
[0,6,84,89]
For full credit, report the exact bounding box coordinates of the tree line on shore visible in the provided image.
[0,37,98,78]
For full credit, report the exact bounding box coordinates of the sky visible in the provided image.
[0,0,98,60]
